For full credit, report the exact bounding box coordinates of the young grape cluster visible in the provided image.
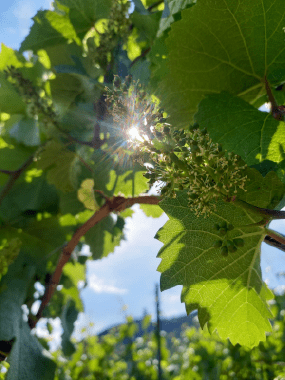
[143,123,248,217]
[0,238,21,280]
[213,222,245,257]
[4,66,57,134]
[106,76,249,217]
[87,0,131,68]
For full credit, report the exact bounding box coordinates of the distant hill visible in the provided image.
[98,312,199,341]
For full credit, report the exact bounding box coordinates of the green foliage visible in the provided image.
[51,294,285,379]
[157,0,285,126]
[1,0,285,377]
[195,92,285,166]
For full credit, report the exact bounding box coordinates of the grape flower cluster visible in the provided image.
[106,77,249,217]
[4,65,57,135]
[87,0,131,68]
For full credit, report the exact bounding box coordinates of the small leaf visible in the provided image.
[37,141,80,193]
[77,179,97,211]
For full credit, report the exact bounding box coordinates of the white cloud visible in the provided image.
[11,0,52,38]
[89,274,128,295]
[162,294,181,303]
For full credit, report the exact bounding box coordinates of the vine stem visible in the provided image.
[0,155,34,206]
[264,228,285,246]
[231,197,285,220]
[28,194,161,329]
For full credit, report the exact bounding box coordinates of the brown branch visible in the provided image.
[264,76,285,121]
[28,195,161,328]
[0,156,34,206]
[232,198,285,220]
[264,235,285,253]
[264,228,285,247]
[264,76,278,110]
[130,47,151,67]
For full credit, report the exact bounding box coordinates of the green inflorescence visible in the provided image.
[0,238,21,280]
[106,77,249,217]
[4,65,57,134]
[86,0,131,68]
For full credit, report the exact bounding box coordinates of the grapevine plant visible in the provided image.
[1,0,285,378]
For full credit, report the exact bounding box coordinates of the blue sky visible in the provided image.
[2,0,285,346]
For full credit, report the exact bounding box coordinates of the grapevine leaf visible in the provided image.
[157,0,195,37]
[56,0,112,39]
[0,143,36,191]
[0,257,55,379]
[105,168,149,198]
[9,117,40,146]
[132,0,149,15]
[130,60,151,85]
[37,141,80,193]
[119,209,134,218]
[0,176,59,223]
[84,216,124,260]
[20,9,80,53]
[59,190,86,215]
[10,176,59,214]
[148,35,168,91]
[60,299,79,356]
[156,192,272,348]
[250,159,285,185]
[0,142,34,172]
[6,323,56,380]
[0,43,26,70]
[63,262,86,286]
[251,160,279,177]
[24,217,71,248]
[140,204,164,218]
[89,151,149,197]
[49,73,83,113]
[159,0,285,127]
[195,92,285,165]
[236,168,285,210]
[77,179,97,211]
[131,11,162,42]
[156,169,285,348]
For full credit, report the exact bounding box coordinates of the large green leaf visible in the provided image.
[7,322,56,380]
[131,11,162,42]
[60,299,79,356]
[49,73,84,113]
[159,0,285,127]
[9,117,40,146]
[156,169,285,347]
[37,141,80,193]
[20,9,80,53]
[0,256,55,380]
[105,167,149,198]
[139,204,164,218]
[156,193,270,348]
[195,92,285,165]
[56,0,112,39]
[157,0,195,37]
[87,150,149,198]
